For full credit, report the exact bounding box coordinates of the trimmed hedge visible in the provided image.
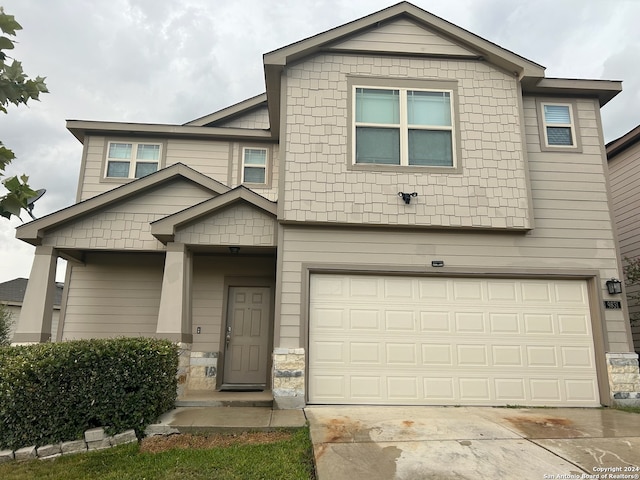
[0,338,178,450]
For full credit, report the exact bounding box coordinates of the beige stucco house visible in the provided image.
[607,125,640,355]
[13,3,640,408]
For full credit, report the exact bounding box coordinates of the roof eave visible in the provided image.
[150,187,277,244]
[263,3,545,76]
[183,93,268,127]
[66,120,274,143]
[522,77,623,107]
[606,124,640,159]
[15,163,230,243]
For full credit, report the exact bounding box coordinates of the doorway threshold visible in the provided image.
[176,389,273,407]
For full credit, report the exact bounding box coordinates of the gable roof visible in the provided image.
[16,163,230,245]
[0,278,64,306]
[262,1,547,136]
[262,1,621,133]
[606,124,640,160]
[150,186,277,244]
[65,2,621,144]
[183,93,268,127]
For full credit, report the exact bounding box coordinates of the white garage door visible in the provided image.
[309,274,599,406]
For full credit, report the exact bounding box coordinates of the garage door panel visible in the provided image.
[561,346,594,368]
[558,314,590,334]
[420,311,451,332]
[492,345,524,367]
[351,309,381,330]
[489,313,520,334]
[494,378,527,401]
[524,314,555,334]
[385,310,415,330]
[422,344,453,365]
[424,377,455,400]
[351,342,381,364]
[309,275,599,406]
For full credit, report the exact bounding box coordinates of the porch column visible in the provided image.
[156,242,192,343]
[12,246,58,344]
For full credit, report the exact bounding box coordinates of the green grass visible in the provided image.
[615,405,640,415]
[0,428,316,480]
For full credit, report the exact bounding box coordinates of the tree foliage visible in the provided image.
[0,7,48,219]
[623,257,640,326]
[0,303,13,345]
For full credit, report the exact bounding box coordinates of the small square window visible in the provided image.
[105,141,161,179]
[242,148,267,184]
[538,101,580,151]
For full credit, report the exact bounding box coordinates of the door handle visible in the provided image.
[226,326,232,348]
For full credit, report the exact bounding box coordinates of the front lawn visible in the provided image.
[0,428,316,480]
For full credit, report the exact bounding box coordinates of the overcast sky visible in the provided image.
[1,0,639,284]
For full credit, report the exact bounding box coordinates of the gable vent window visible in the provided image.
[106,142,160,179]
[542,103,576,147]
[354,86,455,167]
[242,147,267,184]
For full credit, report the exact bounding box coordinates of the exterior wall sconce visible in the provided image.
[229,246,240,254]
[398,192,418,204]
[606,278,622,295]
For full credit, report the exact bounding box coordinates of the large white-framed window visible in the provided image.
[105,141,161,179]
[353,86,455,167]
[242,147,268,184]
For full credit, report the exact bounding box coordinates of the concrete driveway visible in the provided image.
[304,406,640,480]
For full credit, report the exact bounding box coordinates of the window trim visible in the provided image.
[536,98,582,153]
[102,138,166,182]
[239,145,270,186]
[347,76,462,174]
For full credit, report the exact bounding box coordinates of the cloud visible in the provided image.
[1,0,640,283]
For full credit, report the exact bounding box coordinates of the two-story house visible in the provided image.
[607,125,640,355]
[13,2,640,408]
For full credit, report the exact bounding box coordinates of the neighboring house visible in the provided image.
[13,2,639,408]
[0,278,63,342]
[607,125,640,354]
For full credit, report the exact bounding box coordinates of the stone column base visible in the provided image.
[272,347,305,409]
[176,342,192,399]
[606,352,640,407]
[187,351,218,391]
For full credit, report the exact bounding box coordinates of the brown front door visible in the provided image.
[223,286,270,388]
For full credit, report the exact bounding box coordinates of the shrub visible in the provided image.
[0,337,178,449]
[0,304,14,346]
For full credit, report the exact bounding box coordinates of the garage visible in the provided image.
[308,274,600,406]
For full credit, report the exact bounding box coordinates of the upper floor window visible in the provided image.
[542,103,576,147]
[537,99,581,152]
[242,147,267,184]
[106,141,161,179]
[354,86,455,167]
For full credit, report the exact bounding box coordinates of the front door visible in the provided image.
[223,286,270,388]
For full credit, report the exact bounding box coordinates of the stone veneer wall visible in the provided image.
[607,352,640,406]
[176,342,191,398]
[272,348,305,409]
[187,351,218,391]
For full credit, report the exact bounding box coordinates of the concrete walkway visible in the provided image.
[146,406,307,435]
[305,406,640,480]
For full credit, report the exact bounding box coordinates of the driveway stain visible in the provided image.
[505,414,585,438]
[314,415,402,478]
